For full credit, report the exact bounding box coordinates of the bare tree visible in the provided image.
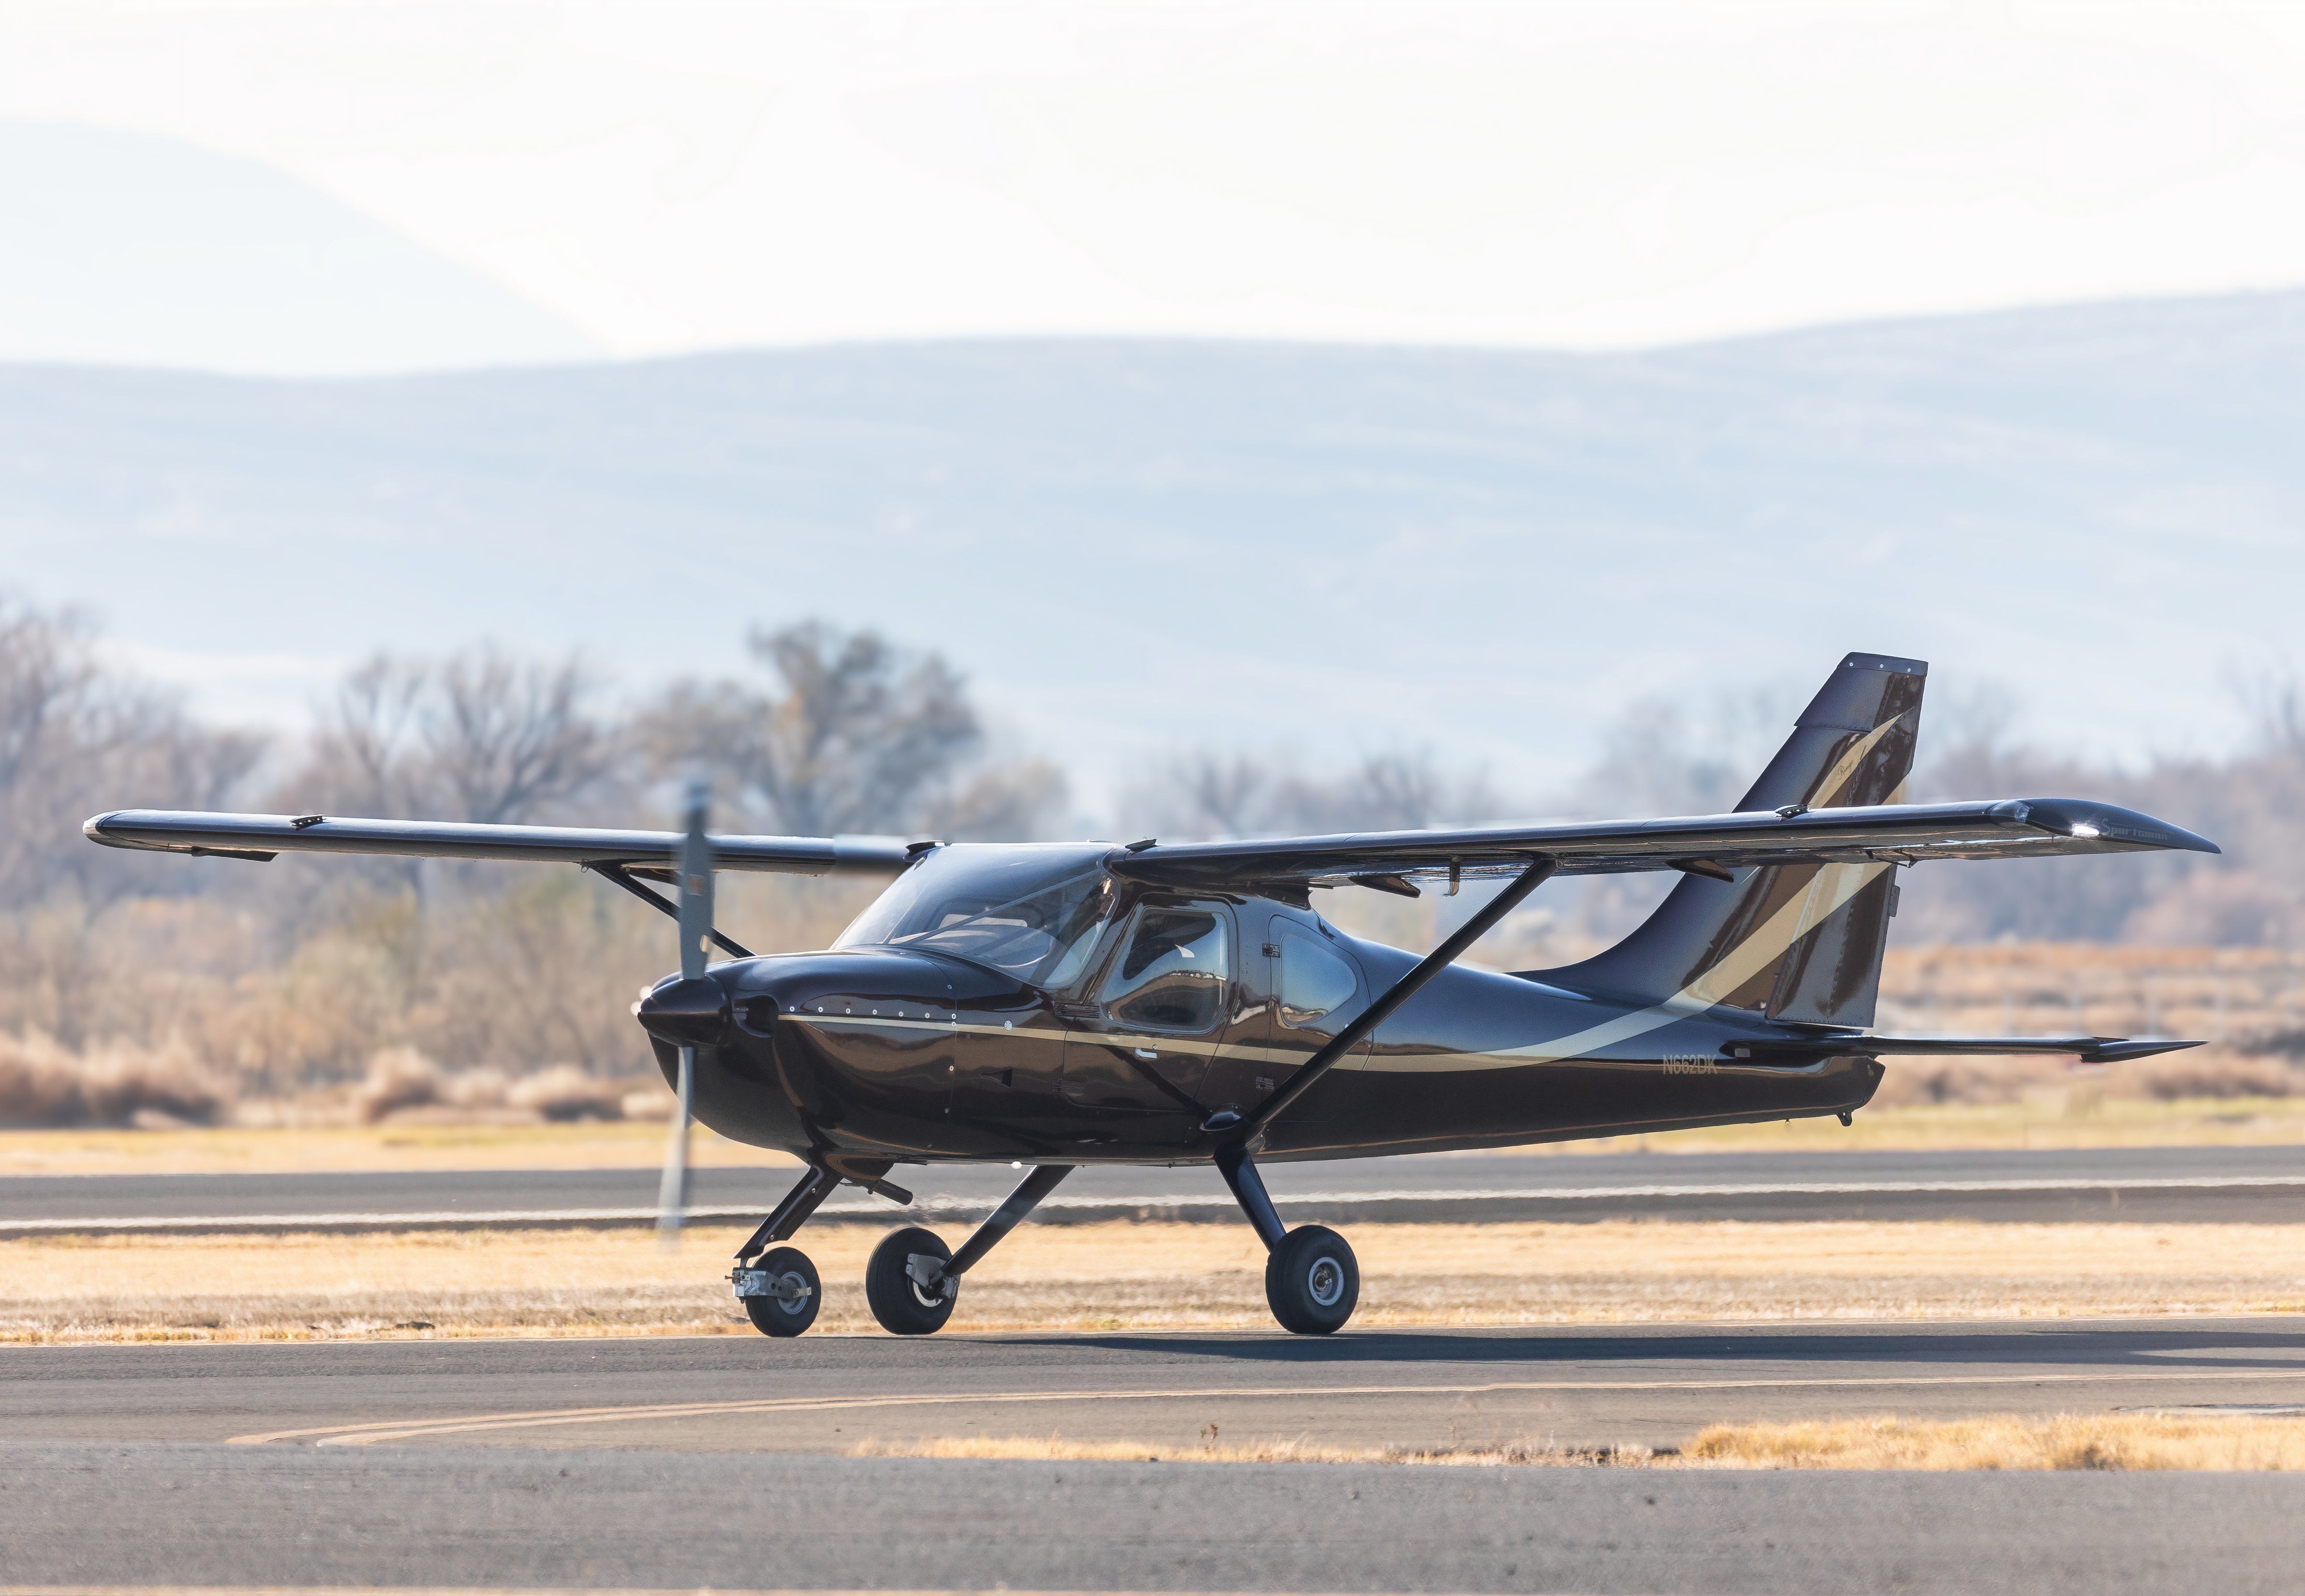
[296,649,616,825]
[2231,665,2305,763]
[1126,746,1505,841]
[1276,750,1506,835]
[1131,751,1270,838]
[919,758,1071,842]
[643,622,982,835]
[433,651,617,825]
[0,599,265,1047]
[0,598,264,907]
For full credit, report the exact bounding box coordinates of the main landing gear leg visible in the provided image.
[865,1164,1076,1336]
[730,1162,846,1338]
[1216,1144,1359,1336]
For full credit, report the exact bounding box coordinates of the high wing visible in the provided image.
[83,810,915,877]
[1108,797,2217,893]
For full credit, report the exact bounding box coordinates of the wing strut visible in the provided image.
[1229,853,1559,1151]
[585,861,756,960]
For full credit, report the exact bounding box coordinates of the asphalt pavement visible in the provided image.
[10,1143,2305,1231]
[6,1442,2304,1594]
[8,1320,2305,1592]
[14,1316,2305,1451]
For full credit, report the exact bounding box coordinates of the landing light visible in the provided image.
[2069,822,2101,838]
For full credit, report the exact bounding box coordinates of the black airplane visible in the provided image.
[88,652,2216,1338]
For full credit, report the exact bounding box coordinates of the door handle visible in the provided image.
[1134,1047,1158,1061]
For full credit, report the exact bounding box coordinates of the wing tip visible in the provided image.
[83,811,139,848]
[2019,798,2221,856]
[2079,1037,2206,1064]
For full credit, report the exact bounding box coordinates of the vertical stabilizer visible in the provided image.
[1531,652,1925,1026]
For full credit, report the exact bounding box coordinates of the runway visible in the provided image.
[14,1316,2305,1451]
[10,1143,2305,1232]
[7,1319,2305,1592]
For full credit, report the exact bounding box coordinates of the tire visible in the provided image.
[1264,1225,1359,1334]
[865,1226,957,1336]
[740,1246,821,1338]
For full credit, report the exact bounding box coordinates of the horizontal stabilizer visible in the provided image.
[83,810,915,877]
[1729,1034,2205,1065]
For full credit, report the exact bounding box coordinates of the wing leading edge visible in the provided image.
[1108,797,2217,891]
[82,810,915,877]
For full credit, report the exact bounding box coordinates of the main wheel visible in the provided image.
[1264,1225,1359,1334]
[740,1246,821,1338]
[865,1226,957,1336]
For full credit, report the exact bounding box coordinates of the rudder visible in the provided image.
[1531,652,1925,1027]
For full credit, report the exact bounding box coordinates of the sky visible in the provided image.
[5,1,2305,369]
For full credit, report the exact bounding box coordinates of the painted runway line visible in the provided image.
[230,1364,2305,1448]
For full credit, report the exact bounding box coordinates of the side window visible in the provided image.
[1098,907,1230,1032]
[1277,927,1359,1030]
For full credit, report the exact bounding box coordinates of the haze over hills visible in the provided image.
[5,289,2302,796]
[0,123,600,375]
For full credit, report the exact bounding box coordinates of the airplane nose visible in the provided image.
[633,974,732,1047]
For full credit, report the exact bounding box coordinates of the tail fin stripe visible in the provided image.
[1370,859,1892,1074]
[1805,717,1906,809]
[1682,861,1886,1009]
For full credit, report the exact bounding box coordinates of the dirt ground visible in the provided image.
[7,1217,2304,1343]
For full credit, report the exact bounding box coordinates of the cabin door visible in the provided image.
[1195,914,1366,1121]
[1059,898,1235,1113]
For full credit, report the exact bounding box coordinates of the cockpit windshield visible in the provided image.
[833,844,1117,988]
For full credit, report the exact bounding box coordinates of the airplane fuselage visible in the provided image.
[647,887,1882,1168]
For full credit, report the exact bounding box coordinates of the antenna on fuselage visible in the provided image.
[656,778,713,1244]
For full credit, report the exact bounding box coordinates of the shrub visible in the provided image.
[0,1030,225,1126]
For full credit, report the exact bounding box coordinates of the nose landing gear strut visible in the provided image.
[730,1156,914,1338]
[732,1158,1081,1338]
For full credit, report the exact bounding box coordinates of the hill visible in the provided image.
[5,292,2303,789]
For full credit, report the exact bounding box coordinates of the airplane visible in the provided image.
[86,652,2217,1338]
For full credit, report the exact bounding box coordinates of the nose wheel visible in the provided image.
[732,1245,821,1337]
[1264,1224,1359,1335]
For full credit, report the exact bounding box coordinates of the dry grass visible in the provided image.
[852,1433,1654,1466]
[0,1120,798,1177]
[852,1413,2305,1471]
[1873,944,2305,1106]
[7,1218,2305,1343]
[1683,1412,2305,1470]
[1522,1093,2305,1154]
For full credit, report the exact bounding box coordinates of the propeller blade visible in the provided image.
[677,780,714,982]
[655,1052,692,1244]
[658,780,712,1241]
